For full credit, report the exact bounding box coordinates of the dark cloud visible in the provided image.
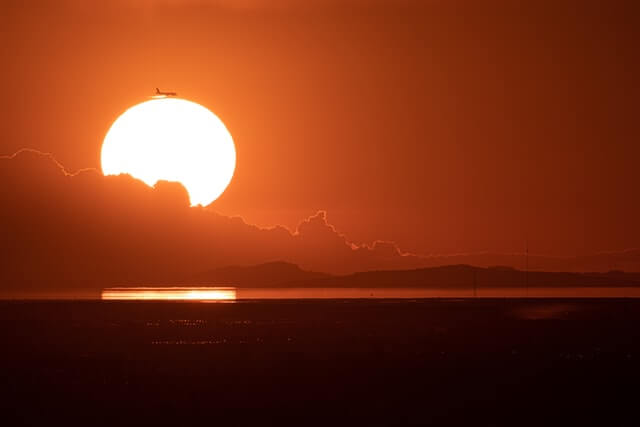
[0,149,426,294]
[1,149,638,295]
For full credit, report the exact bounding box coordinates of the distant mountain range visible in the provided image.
[187,261,640,288]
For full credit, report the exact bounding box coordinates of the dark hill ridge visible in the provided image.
[189,262,640,288]
[309,265,640,288]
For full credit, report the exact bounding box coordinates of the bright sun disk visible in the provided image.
[101,98,236,206]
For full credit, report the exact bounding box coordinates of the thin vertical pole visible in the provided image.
[473,269,477,298]
[525,240,529,297]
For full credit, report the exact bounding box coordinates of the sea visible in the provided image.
[1,288,639,426]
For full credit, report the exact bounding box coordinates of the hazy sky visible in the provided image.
[1,0,638,258]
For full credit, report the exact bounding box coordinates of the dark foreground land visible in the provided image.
[1,299,639,426]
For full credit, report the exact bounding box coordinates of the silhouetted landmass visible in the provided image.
[186,261,332,286]
[185,262,640,289]
[305,264,640,288]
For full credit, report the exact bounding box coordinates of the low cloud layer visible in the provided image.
[1,149,638,294]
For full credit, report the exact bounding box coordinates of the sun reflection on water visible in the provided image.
[101,287,236,301]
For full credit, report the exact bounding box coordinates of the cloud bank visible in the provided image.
[1,149,638,294]
[0,149,426,293]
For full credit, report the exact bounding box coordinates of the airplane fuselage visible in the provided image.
[155,88,177,97]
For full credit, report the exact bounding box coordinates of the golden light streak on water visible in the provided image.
[95,286,640,302]
[101,287,236,301]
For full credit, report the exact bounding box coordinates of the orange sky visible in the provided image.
[1,0,638,259]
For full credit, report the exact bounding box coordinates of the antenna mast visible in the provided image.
[473,269,477,298]
[525,239,529,297]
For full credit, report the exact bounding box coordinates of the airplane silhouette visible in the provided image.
[155,88,177,97]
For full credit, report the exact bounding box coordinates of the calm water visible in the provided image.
[2,298,640,426]
[99,286,640,301]
[2,286,639,301]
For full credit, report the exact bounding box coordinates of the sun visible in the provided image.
[101,98,236,206]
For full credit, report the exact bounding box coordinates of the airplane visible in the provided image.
[155,88,177,97]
